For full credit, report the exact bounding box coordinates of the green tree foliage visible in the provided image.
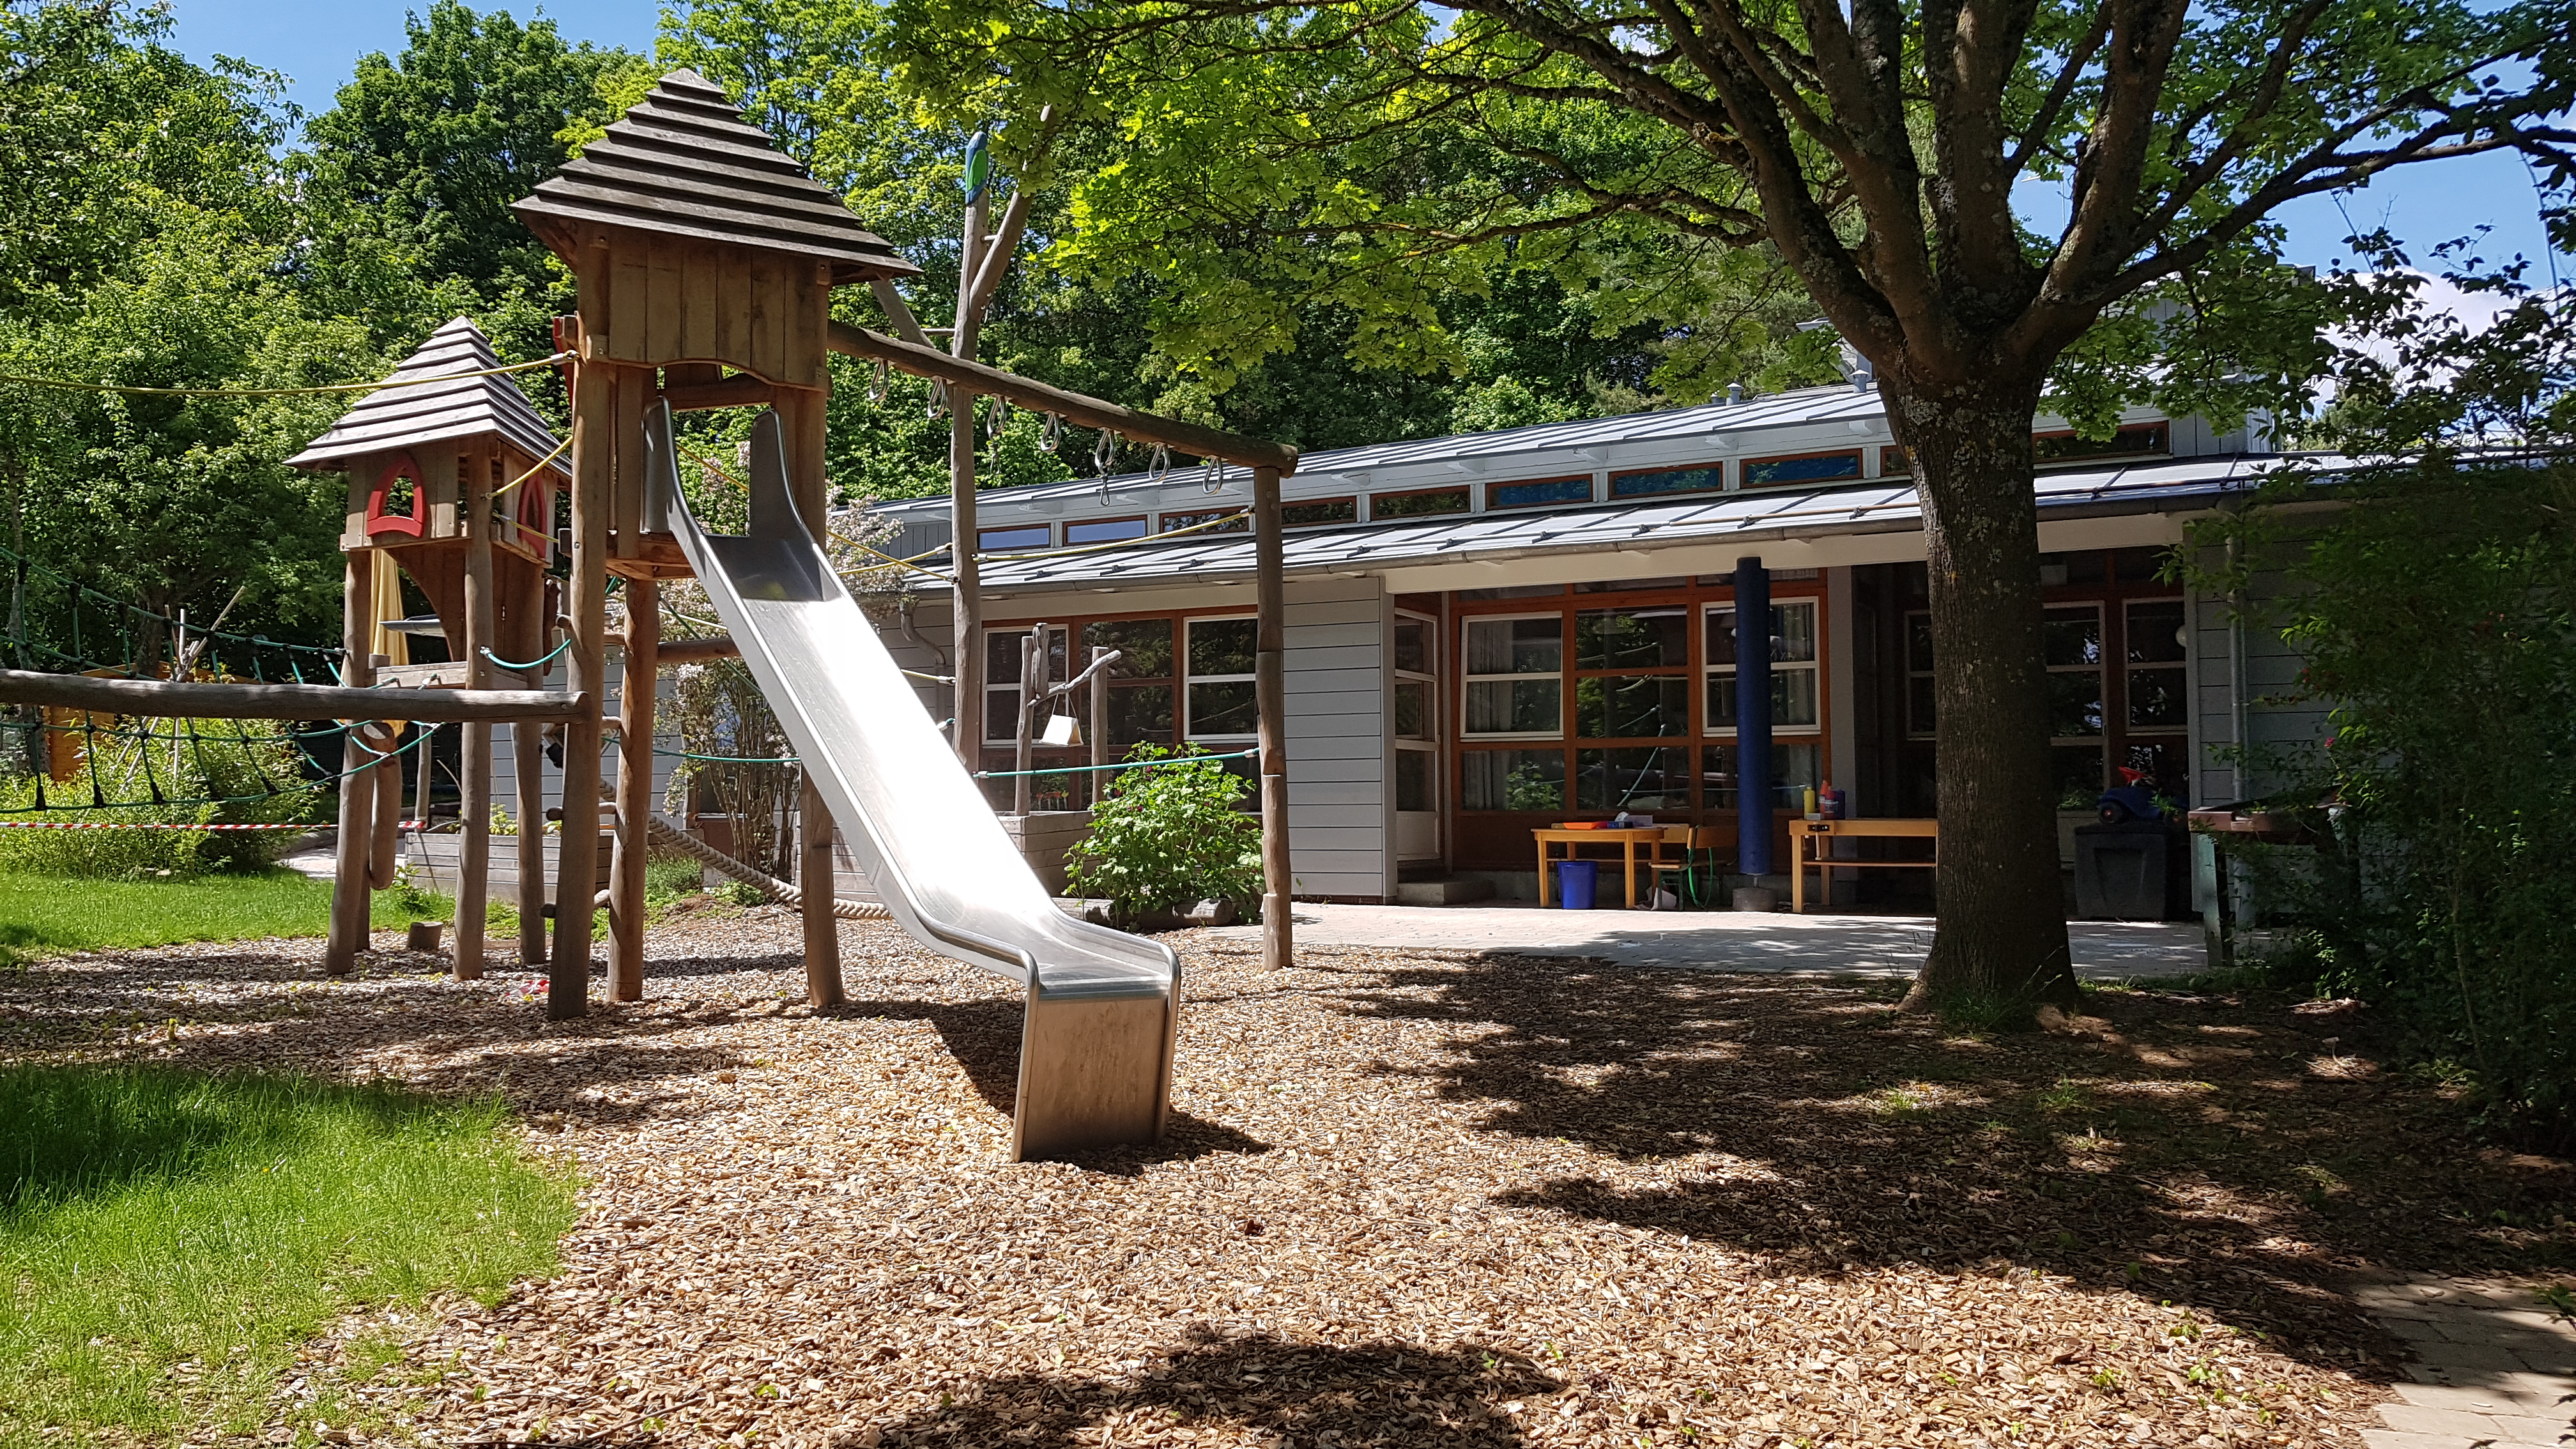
[655,0,1834,494]
[295,1,643,361]
[1065,746,1264,923]
[0,1,294,317]
[2187,265,2576,1140]
[877,0,2572,1017]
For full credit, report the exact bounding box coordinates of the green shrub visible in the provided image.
[0,716,322,878]
[1064,744,1263,924]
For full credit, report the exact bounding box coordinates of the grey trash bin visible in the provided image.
[2073,821,2184,920]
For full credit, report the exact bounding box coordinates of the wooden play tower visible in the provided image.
[505,68,925,1018]
[287,318,569,983]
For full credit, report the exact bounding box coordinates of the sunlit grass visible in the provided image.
[0,1063,574,1444]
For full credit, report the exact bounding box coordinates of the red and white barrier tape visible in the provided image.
[0,820,382,831]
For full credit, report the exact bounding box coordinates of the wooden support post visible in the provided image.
[514,712,547,966]
[325,555,375,976]
[781,382,842,1008]
[608,577,657,1000]
[1254,464,1292,970]
[1087,645,1108,806]
[551,351,611,1020]
[1013,627,1040,817]
[457,442,496,981]
[949,188,989,770]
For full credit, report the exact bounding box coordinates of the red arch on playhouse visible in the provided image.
[366,451,426,539]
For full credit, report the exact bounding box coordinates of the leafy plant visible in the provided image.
[1064,744,1262,924]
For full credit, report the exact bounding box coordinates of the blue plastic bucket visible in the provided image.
[1555,859,1598,910]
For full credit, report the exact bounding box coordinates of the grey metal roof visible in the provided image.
[873,385,1891,521]
[287,318,568,472]
[966,452,2311,590]
[512,69,916,282]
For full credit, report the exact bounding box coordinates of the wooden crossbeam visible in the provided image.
[0,668,588,723]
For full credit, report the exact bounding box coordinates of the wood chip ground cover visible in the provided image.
[4,906,2569,1448]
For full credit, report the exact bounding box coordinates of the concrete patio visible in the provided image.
[1211,902,2209,979]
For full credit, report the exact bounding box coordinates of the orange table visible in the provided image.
[1533,826,1671,908]
[1791,818,1938,912]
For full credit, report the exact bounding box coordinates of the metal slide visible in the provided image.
[643,403,1179,1161]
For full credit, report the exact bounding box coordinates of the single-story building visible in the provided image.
[855,382,2322,906]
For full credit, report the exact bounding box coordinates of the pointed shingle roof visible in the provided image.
[510,69,917,282]
[288,318,567,472]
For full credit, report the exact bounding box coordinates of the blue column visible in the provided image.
[1734,556,1773,877]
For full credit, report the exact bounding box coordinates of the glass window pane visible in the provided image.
[2121,739,2189,804]
[1064,517,1148,545]
[1466,617,1562,675]
[1393,618,1430,676]
[1490,477,1593,509]
[1699,742,1820,810]
[1706,668,1818,730]
[1906,613,1933,671]
[2127,665,2188,730]
[984,689,1018,744]
[1187,678,1259,737]
[977,525,1050,551]
[2043,607,2103,666]
[1576,747,1690,810]
[1774,602,1816,662]
[1107,684,1173,747]
[1395,680,1433,739]
[1462,749,1564,811]
[1187,618,1258,677]
[1395,749,1433,812]
[1577,675,1689,739]
[1575,608,1689,668]
[985,630,1024,684]
[2046,670,2104,737]
[1084,618,1173,679]
[1282,497,1358,527]
[2125,600,2188,663]
[1907,675,1936,735]
[1744,452,1862,487]
[1466,678,1560,735]
[1706,608,1737,666]
[1372,487,1470,518]
[2053,745,2106,809]
[1775,667,1818,728]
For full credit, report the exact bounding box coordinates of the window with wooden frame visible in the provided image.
[1281,497,1358,528]
[1183,616,1259,739]
[1080,617,1176,751]
[1609,463,1726,500]
[1880,445,1913,478]
[1572,602,1692,811]
[1487,476,1593,510]
[977,523,1052,551]
[1368,486,1471,520]
[1157,508,1250,535]
[1740,449,1864,489]
[1460,615,1563,739]
[1701,601,1824,809]
[1392,612,1439,819]
[1064,516,1148,546]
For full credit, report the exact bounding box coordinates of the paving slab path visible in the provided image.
[1213,901,2208,978]
[2359,1276,2576,1448]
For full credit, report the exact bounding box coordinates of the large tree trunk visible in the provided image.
[1884,374,2080,1016]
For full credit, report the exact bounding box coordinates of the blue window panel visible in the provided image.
[1489,477,1594,509]
[1611,466,1726,499]
[1065,517,1149,545]
[1742,451,1863,487]
[977,525,1052,551]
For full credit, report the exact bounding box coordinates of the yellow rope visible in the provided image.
[491,433,572,500]
[0,351,573,399]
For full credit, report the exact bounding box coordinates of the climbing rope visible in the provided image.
[480,638,574,673]
[642,814,889,921]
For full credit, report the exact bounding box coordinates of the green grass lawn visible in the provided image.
[0,1063,574,1445]
[0,870,454,961]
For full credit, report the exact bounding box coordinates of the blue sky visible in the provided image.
[172,1,2568,277]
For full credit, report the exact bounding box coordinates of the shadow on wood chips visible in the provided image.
[1329,952,2572,1372]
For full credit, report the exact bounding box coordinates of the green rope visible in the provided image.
[482,638,574,672]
